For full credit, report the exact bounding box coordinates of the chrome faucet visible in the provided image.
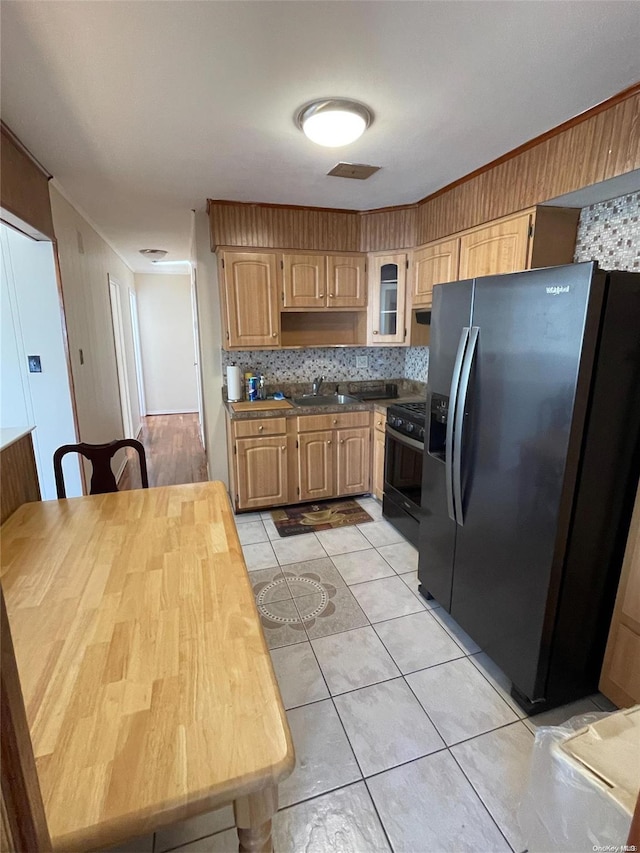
[311,375,325,396]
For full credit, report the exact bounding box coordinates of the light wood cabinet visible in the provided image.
[412,239,460,308]
[368,253,407,345]
[236,435,290,510]
[459,212,532,280]
[227,414,293,511]
[220,251,280,349]
[327,256,367,307]
[600,484,640,706]
[410,206,579,311]
[297,411,370,502]
[298,431,334,502]
[372,411,387,501]
[282,254,326,308]
[336,428,370,496]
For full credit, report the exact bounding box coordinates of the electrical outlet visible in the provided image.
[356,356,368,369]
[28,355,42,373]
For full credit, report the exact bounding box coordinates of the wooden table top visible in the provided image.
[0,482,294,852]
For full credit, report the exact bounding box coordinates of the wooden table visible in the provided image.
[0,482,294,852]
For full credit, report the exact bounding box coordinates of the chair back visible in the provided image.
[53,440,149,498]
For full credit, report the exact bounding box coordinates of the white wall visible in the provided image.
[134,273,198,414]
[50,185,140,481]
[0,223,82,499]
[194,211,226,485]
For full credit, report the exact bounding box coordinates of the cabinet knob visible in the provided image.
[319,293,324,297]
[340,439,345,444]
[377,421,382,427]
[333,419,337,424]
[373,330,379,335]
[281,445,286,451]
[258,425,263,431]
[327,440,332,445]
[329,293,335,298]
[272,332,277,337]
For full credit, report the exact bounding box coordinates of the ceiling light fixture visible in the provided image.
[139,248,168,261]
[296,99,373,148]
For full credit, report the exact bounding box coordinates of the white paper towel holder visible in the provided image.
[227,363,243,402]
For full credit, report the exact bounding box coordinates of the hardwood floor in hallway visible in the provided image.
[119,414,208,489]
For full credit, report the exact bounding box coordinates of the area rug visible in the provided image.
[272,499,373,537]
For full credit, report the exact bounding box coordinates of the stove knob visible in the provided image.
[417,427,425,441]
[395,418,404,429]
[406,422,414,433]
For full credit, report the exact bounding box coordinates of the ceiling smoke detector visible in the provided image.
[327,162,381,180]
[139,248,168,261]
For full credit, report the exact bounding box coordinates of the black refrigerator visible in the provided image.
[418,262,640,713]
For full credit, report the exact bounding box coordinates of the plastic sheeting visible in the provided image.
[518,712,635,853]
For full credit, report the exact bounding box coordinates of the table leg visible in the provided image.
[233,786,277,853]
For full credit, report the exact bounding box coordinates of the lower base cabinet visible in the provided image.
[372,411,387,500]
[236,436,290,509]
[297,412,370,503]
[228,410,372,511]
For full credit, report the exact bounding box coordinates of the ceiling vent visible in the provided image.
[327,162,381,180]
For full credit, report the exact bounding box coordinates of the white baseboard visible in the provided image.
[146,408,198,415]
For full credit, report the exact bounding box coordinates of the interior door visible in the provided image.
[450,264,597,701]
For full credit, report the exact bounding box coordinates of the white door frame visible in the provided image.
[128,287,146,422]
[108,274,134,439]
[191,265,205,446]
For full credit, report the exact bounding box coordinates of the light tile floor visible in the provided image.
[111,496,616,853]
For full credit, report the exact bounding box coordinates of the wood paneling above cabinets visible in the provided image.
[0,123,54,240]
[209,85,639,254]
[209,200,361,252]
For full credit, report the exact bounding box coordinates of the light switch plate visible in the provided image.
[356,356,368,369]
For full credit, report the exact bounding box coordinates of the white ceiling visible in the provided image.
[1,1,639,273]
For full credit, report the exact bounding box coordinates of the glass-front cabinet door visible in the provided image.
[368,253,407,345]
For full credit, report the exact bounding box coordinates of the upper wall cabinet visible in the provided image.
[412,238,460,309]
[327,255,367,307]
[368,253,408,346]
[282,253,366,309]
[220,251,281,349]
[458,212,532,280]
[411,206,580,309]
[282,254,326,308]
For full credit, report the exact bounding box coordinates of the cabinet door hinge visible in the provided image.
[528,224,534,238]
[226,331,229,340]
[233,445,237,455]
[406,259,409,269]
[296,439,299,448]
[221,258,225,269]
[282,292,285,301]
[280,260,284,269]
[296,486,300,495]
[404,327,407,337]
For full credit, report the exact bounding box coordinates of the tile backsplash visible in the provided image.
[574,191,640,270]
[221,347,412,384]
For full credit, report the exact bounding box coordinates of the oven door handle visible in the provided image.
[453,325,479,526]
[446,327,470,522]
[386,425,424,453]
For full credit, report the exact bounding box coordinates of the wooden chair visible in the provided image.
[53,440,149,498]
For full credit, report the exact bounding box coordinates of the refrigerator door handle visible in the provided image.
[453,325,479,526]
[446,327,470,522]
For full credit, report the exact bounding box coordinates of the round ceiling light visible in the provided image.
[139,248,168,261]
[296,99,373,148]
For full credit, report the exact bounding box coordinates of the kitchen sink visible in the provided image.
[293,394,361,406]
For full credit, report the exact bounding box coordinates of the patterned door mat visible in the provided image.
[271,499,373,537]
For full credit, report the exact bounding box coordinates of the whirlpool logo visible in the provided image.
[546,285,570,295]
